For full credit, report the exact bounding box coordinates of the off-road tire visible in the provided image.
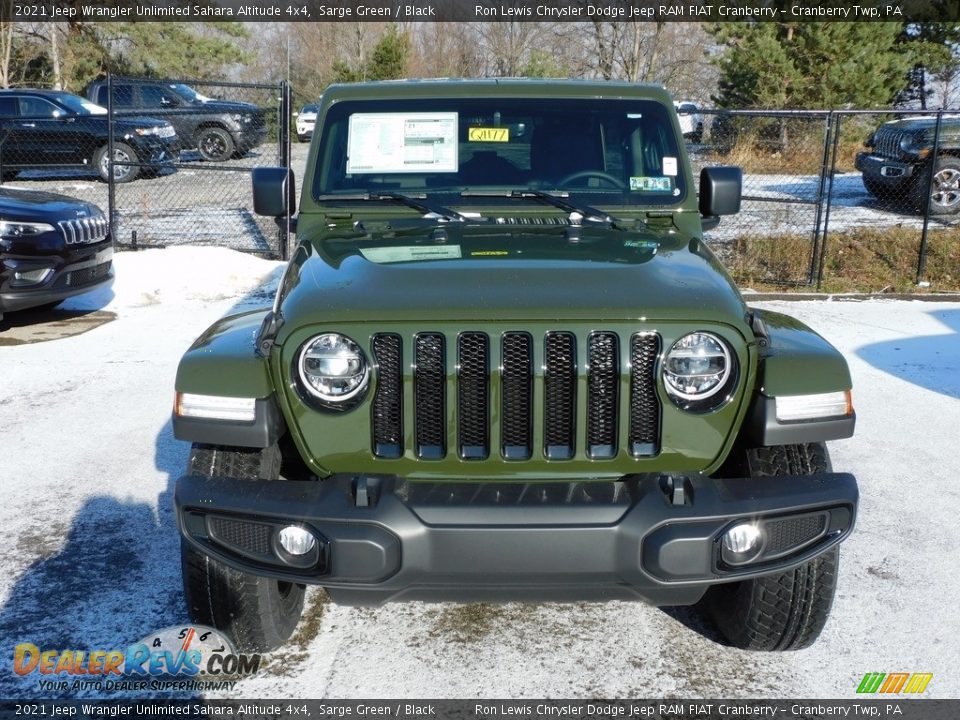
[697,442,840,651]
[94,141,140,183]
[181,443,305,652]
[195,126,236,163]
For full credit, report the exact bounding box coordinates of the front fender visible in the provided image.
[744,309,855,446]
[173,308,285,448]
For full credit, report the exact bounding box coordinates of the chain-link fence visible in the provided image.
[691,107,960,291]
[103,76,290,258]
[0,76,291,259]
[2,86,957,290]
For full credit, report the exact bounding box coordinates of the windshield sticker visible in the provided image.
[347,112,458,174]
[630,176,673,192]
[471,250,509,256]
[663,156,678,176]
[360,245,462,264]
[468,127,510,142]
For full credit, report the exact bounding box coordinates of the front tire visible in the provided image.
[195,127,236,163]
[697,443,841,651]
[180,443,305,652]
[95,142,140,183]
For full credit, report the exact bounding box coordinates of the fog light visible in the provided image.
[278,526,316,556]
[12,268,53,286]
[721,522,764,565]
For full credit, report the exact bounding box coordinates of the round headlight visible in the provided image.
[297,333,369,407]
[663,332,735,409]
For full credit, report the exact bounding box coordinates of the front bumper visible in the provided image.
[0,242,113,313]
[176,471,858,606]
[856,152,917,182]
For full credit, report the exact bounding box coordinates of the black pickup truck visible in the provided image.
[85,80,267,163]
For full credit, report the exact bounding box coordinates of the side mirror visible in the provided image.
[699,166,742,218]
[252,166,296,217]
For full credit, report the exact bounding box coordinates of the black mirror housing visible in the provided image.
[252,167,296,217]
[699,166,742,217]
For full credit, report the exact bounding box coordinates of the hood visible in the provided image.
[278,222,749,330]
[0,188,104,222]
[114,115,172,129]
[190,99,261,115]
[880,115,960,133]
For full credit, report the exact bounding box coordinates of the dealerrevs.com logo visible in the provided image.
[12,625,261,692]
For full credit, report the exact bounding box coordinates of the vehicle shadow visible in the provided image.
[856,308,960,399]
[0,420,193,699]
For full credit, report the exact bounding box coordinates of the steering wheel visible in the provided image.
[556,170,627,190]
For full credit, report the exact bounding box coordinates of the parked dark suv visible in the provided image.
[0,89,177,183]
[85,80,267,163]
[0,187,113,322]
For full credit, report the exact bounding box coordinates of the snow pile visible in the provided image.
[65,246,285,313]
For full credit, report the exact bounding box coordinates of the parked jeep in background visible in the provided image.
[172,80,858,653]
[0,187,112,322]
[0,89,177,183]
[85,80,266,163]
[856,114,960,214]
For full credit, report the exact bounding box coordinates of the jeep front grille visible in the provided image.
[874,129,908,159]
[371,331,662,462]
[58,216,109,245]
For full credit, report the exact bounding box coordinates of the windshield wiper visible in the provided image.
[460,189,624,228]
[317,191,470,223]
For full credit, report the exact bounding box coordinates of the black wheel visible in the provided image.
[94,142,140,183]
[298,134,309,143]
[690,123,704,144]
[697,442,840,651]
[913,156,960,215]
[2,170,18,182]
[195,127,236,163]
[181,443,305,652]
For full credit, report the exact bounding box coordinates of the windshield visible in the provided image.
[301,104,318,114]
[313,97,685,208]
[53,92,107,115]
[169,83,212,103]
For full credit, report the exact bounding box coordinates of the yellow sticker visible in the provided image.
[468,127,510,142]
[471,250,509,256]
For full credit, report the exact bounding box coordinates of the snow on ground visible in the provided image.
[1,248,958,699]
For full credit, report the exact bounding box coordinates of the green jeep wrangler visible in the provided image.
[173,80,858,653]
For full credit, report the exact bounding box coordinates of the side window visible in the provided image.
[18,97,63,118]
[0,97,18,118]
[110,85,134,108]
[141,85,175,107]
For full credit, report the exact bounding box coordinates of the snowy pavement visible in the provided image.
[1,248,958,699]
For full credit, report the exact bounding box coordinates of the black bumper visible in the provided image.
[176,472,858,606]
[856,152,917,182]
[0,242,113,314]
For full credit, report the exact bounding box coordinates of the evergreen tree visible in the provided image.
[332,25,410,83]
[711,20,915,109]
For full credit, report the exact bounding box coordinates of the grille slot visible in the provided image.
[764,514,828,558]
[371,333,403,458]
[587,332,619,459]
[58,216,109,245]
[629,333,661,457]
[414,333,446,459]
[66,261,111,287]
[457,333,489,459]
[874,128,907,159]
[501,332,533,460]
[543,332,577,459]
[207,516,272,559]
